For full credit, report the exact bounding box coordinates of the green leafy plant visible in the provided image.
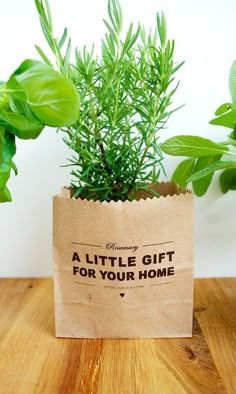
[0,60,80,202]
[162,60,236,196]
[34,0,183,202]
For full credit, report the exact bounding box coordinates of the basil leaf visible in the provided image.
[0,163,11,191]
[0,126,4,164]
[2,131,16,162]
[230,125,236,141]
[10,59,80,127]
[0,186,12,202]
[171,158,195,188]
[0,106,43,139]
[220,169,236,193]
[0,132,16,201]
[162,135,228,157]
[209,109,236,129]
[215,103,232,116]
[188,160,236,182]
[192,156,222,196]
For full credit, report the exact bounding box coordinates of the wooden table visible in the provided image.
[0,278,235,393]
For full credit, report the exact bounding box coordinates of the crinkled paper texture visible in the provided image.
[53,183,194,338]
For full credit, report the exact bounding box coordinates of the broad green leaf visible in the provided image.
[9,94,44,124]
[230,125,236,140]
[0,132,16,192]
[0,186,12,203]
[0,126,4,164]
[210,109,236,129]
[0,163,11,190]
[215,103,232,116]
[0,91,44,139]
[9,59,80,127]
[229,60,236,105]
[171,158,195,188]
[220,168,236,193]
[188,160,236,182]
[2,132,16,162]
[0,133,16,201]
[192,156,222,197]
[162,135,228,157]
[0,106,44,139]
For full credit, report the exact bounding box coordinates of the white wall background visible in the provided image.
[0,0,235,277]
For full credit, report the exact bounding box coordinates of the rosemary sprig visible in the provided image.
[35,0,183,201]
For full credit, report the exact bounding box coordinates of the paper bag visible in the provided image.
[53,182,194,338]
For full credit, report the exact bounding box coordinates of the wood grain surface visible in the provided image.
[0,278,235,393]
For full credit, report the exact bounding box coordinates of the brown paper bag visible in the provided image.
[53,182,194,338]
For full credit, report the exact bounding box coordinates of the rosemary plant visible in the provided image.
[36,0,183,201]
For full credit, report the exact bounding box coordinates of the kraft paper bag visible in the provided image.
[53,182,194,338]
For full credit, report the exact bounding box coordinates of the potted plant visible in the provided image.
[162,60,236,195]
[1,0,194,338]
